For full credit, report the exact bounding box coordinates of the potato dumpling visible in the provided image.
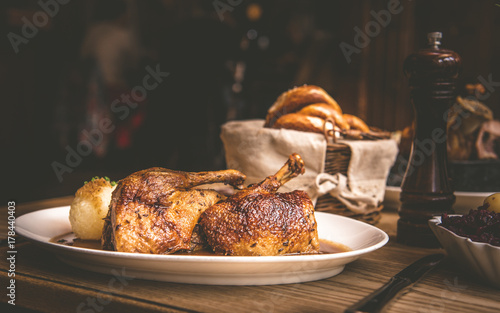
[483,193,500,213]
[69,177,117,240]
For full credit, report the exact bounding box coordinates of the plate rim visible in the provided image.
[17,206,389,263]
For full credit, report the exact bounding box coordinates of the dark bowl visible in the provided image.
[449,160,500,192]
[387,158,500,192]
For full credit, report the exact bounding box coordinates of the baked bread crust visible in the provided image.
[272,113,335,134]
[343,114,370,132]
[265,85,342,127]
[298,103,350,130]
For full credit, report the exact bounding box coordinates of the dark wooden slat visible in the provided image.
[1,209,499,312]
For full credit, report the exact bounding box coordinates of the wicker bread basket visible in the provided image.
[220,119,390,225]
[314,128,386,224]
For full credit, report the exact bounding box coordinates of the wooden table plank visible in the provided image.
[1,199,499,313]
[2,239,499,312]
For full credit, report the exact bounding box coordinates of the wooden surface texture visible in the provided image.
[1,197,499,313]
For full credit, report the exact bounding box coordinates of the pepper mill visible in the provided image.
[397,32,461,247]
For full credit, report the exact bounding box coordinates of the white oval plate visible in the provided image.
[17,206,388,285]
[384,186,494,214]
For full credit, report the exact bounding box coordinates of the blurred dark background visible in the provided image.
[1,0,499,203]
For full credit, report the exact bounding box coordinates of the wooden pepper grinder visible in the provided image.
[397,32,461,247]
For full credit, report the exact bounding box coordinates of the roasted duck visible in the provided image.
[102,167,246,254]
[199,153,320,256]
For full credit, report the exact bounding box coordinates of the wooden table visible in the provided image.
[1,197,499,313]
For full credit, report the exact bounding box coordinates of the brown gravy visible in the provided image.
[51,233,351,255]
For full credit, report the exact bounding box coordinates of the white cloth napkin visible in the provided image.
[316,140,399,213]
[220,120,398,214]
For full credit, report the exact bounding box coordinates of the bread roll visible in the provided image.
[343,114,370,132]
[265,85,342,127]
[297,103,350,130]
[272,113,334,134]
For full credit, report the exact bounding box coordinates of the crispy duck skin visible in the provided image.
[199,154,320,256]
[102,167,246,254]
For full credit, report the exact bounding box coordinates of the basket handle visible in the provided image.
[323,118,336,143]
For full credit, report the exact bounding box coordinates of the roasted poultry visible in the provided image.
[199,154,320,256]
[102,167,246,254]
